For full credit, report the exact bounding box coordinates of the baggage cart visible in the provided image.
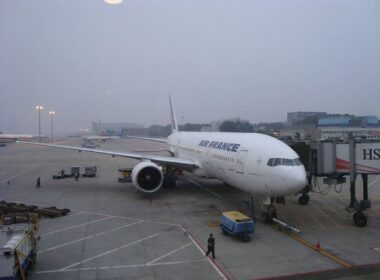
[220,211,254,242]
[83,166,96,177]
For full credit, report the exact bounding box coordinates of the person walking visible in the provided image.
[75,172,79,181]
[36,177,41,188]
[205,233,215,259]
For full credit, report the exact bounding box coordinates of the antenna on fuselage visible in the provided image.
[169,92,179,132]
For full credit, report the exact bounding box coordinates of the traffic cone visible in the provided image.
[315,240,321,250]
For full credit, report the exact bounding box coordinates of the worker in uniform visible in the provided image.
[36,177,41,188]
[205,233,215,259]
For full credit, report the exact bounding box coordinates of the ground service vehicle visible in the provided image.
[220,211,255,242]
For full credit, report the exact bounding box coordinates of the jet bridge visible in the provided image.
[290,139,380,227]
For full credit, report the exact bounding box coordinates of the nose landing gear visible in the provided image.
[298,194,310,205]
[262,206,277,224]
[261,197,278,224]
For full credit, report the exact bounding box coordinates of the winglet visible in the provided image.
[169,93,179,132]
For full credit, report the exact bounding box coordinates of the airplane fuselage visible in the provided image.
[167,131,307,197]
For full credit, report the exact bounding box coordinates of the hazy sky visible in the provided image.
[1,0,379,134]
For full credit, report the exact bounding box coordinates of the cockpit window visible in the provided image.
[273,158,281,167]
[267,157,303,167]
[282,159,294,166]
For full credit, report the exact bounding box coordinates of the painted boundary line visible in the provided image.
[59,231,164,271]
[181,224,230,280]
[255,261,380,280]
[36,259,208,274]
[40,216,113,236]
[183,177,223,199]
[38,220,144,254]
[11,200,182,228]
[278,227,353,269]
[0,165,40,184]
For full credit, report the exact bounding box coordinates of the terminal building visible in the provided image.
[281,114,380,141]
[92,121,147,136]
[287,111,327,126]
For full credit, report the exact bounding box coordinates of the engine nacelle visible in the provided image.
[131,161,164,193]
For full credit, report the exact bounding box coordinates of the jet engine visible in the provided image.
[131,161,164,193]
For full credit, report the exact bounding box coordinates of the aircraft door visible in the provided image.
[236,150,248,174]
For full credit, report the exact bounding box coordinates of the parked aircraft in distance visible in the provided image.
[83,135,120,141]
[0,133,41,143]
[18,95,307,222]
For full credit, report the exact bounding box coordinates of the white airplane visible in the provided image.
[18,95,308,222]
[83,135,120,141]
[0,133,40,143]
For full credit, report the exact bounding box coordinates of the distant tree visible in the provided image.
[219,120,254,132]
[179,123,208,131]
[148,124,171,137]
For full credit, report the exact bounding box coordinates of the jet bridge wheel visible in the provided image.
[298,194,310,205]
[353,212,367,227]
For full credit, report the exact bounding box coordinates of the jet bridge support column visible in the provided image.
[349,138,357,209]
[348,138,368,227]
[362,174,369,201]
[360,174,371,212]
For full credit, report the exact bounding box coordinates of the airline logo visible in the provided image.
[198,140,240,152]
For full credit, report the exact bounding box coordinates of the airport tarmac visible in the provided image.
[1,138,380,279]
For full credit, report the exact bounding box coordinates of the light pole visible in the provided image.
[49,111,55,143]
[35,105,44,143]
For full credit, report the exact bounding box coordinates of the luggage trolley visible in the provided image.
[220,211,255,242]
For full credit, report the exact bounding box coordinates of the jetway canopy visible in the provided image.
[316,141,380,175]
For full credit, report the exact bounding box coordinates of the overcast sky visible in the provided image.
[1,0,379,134]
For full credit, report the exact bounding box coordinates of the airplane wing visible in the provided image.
[17,141,199,169]
[122,136,167,143]
[84,135,120,141]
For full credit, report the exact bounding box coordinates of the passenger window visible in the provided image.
[282,159,294,166]
[267,158,274,166]
[273,158,281,166]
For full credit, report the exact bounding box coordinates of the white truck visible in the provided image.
[0,221,38,280]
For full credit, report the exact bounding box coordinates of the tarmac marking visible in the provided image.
[59,231,164,271]
[65,211,85,217]
[312,195,348,222]
[146,242,192,265]
[36,259,207,274]
[0,165,40,184]
[373,247,380,253]
[12,200,182,227]
[38,220,143,254]
[40,216,113,236]
[308,200,342,229]
[184,177,223,199]
[75,210,181,227]
[181,224,230,280]
[369,175,380,188]
[282,230,353,269]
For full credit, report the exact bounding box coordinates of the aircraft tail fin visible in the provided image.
[169,93,179,132]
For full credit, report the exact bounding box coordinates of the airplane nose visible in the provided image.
[288,168,307,193]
